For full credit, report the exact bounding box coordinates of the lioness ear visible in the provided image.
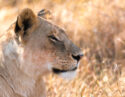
[15,8,37,42]
[37,9,52,20]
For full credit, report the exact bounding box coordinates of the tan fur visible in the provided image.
[0,8,83,97]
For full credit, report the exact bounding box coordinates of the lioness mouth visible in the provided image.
[52,67,77,74]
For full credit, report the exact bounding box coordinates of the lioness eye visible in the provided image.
[48,35,59,42]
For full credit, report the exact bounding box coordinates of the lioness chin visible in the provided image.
[0,8,83,97]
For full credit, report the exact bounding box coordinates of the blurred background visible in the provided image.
[0,0,125,97]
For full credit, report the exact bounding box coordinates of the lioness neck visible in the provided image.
[0,38,36,97]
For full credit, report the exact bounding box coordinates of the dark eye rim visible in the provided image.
[48,35,58,41]
[48,35,61,42]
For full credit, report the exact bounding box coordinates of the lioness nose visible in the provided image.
[72,53,83,62]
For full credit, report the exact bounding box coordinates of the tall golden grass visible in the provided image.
[0,0,125,97]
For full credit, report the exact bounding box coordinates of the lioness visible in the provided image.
[0,8,83,97]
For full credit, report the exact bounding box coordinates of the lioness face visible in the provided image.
[15,8,83,79]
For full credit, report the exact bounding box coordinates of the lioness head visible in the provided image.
[14,8,83,79]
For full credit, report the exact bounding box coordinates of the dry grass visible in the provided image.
[0,0,125,97]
